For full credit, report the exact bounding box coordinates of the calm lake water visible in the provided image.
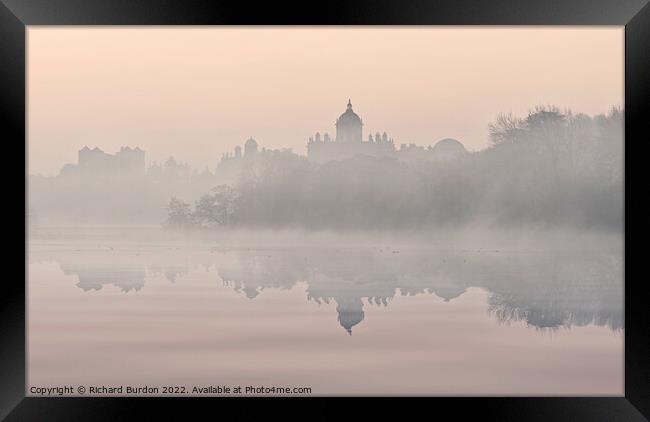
[27,227,623,396]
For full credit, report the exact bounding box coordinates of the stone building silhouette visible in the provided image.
[60,146,145,178]
[307,100,396,164]
[306,99,468,164]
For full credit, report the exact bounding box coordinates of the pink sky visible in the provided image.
[28,27,623,176]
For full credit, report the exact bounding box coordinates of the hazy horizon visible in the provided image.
[28,26,623,176]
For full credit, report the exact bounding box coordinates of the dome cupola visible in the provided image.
[335,99,363,143]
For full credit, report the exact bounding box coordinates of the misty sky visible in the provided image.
[28,27,623,176]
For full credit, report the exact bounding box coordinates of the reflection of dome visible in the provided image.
[337,309,364,335]
[336,297,365,335]
[431,138,466,159]
[243,285,260,299]
[432,286,466,302]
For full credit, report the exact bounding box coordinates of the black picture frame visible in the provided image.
[3,0,649,420]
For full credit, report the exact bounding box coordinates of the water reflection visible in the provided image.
[34,247,623,334]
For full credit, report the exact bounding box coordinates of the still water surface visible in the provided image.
[27,227,623,395]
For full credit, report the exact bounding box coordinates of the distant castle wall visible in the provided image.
[61,146,145,178]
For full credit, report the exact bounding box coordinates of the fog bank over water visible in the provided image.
[29,224,622,252]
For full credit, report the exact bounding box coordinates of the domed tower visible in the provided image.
[244,137,258,157]
[335,99,363,143]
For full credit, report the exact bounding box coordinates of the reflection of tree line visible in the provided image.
[49,248,622,334]
[57,256,191,293]
[484,253,623,331]
[60,263,148,293]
